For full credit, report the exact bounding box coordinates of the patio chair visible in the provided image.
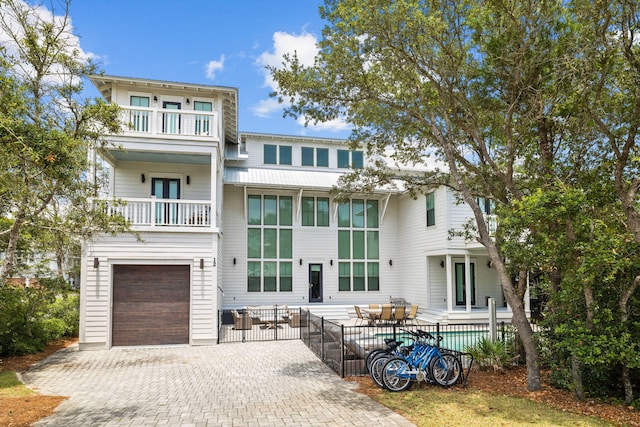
[354,305,372,326]
[378,305,393,325]
[368,303,380,309]
[231,310,251,330]
[393,305,406,324]
[405,304,419,325]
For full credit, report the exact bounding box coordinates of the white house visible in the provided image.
[79,75,520,350]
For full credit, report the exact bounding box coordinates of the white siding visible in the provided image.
[221,185,403,308]
[113,161,211,200]
[80,232,217,349]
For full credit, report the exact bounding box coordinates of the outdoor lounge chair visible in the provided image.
[231,310,251,330]
[354,305,372,326]
[405,304,419,325]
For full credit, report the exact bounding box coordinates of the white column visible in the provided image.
[445,255,453,313]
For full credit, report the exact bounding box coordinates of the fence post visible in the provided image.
[392,323,397,341]
[341,324,345,378]
[321,317,325,361]
[274,305,278,341]
[488,297,497,342]
[436,322,440,339]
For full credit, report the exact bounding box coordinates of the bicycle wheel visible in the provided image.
[365,349,388,373]
[370,354,392,389]
[430,353,462,387]
[382,356,413,392]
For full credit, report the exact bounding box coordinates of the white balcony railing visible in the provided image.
[105,198,213,228]
[120,106,219,139]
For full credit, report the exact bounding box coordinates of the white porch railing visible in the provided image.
[120,106,219,139]
[105,198,213,228]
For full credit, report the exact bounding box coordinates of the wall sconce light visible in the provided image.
[389,259,393,266]
[153,95,158,102]
[299,259,303,265]
[141,174,145,183]
[93,257,99,269]
[330,259,333,266]
[186,176,190,185]
[199,258,204,269]
[440,260,445,268]
[487,260,492,268]
[213,258,217,267]
[186,98,190,105]
[233,257,236,265]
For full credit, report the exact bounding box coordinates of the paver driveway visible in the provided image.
[22,340,415,427]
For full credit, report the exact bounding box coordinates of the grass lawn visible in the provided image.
[373,387,617,427]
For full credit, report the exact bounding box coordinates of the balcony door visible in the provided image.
[152,178,180,224]
[162,101,181,134]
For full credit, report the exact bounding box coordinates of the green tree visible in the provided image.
[0,0,126,283]
[271,0,583,391]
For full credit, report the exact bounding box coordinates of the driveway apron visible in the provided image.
[22,340,415,427]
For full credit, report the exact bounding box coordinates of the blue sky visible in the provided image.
[65,0,350,138]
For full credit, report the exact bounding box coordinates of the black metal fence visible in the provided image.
[218,305,304,343]
[300,310,518,378]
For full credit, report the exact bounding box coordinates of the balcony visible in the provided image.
[120,106,219,140]
[104,198,213,229]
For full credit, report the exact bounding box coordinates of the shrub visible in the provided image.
[0,284,79,357]
[464,336,514,372]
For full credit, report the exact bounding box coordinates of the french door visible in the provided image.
[152,178,180,224]
[455,262,476,306]
[308,264,323,303]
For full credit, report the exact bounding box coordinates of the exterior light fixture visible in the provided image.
[93,257,99,269]
[440,260,445,268]
[153,96,158,102]
[299,259,303,265]
[186,98,190,105]
[141,174,145,183]
[389,260,393,266]
[199,258,204,269]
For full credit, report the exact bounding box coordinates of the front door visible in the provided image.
[162,101,181,134]
[309,264,323,303]
[455,262,476,306]
[152,178,180,224]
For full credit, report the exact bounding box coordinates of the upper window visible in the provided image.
[264,144,292,165]
[129,96,150,132]
[477,197,495,214]
[337,149,364,169]
[193,101,212,135]
[302,147,329,167]
[426,192,435,227]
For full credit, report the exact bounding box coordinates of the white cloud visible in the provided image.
[251,98,282,119]
[297,115,352,133]
[205,55,225,80]
[0,0,98,82]
[252,31,350,133]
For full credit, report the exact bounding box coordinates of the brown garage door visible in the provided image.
[112,265,190,346]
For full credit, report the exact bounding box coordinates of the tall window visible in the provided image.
[338,199,379,291]
[302,197,329,227]
[426,192,435,227]
[130,96,149,132]
[337,149,364,169]
[455,263,476,305]
[301,147,314,166]
[247,195,293,292]
[194,101,212,135]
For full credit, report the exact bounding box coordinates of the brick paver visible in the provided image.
[21,340,415,427]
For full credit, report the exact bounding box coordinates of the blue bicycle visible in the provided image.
[382,329,462,392]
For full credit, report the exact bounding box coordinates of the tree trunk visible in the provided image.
[498,265,541,391]
[571,353,585,400]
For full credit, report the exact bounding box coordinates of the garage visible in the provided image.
[112,264,190,346]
